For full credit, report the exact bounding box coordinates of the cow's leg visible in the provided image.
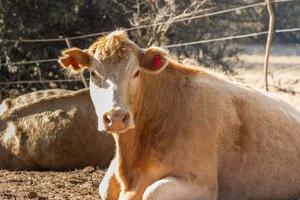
[142,177,216,200]
[99,158,120,200]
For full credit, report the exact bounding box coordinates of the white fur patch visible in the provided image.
[90,79,115,132]
[0,102,8,116]
[99,159,119,199]
[143,177,204,200]
[3,122,16,143]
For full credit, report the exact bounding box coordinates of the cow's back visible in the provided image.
[215,79,300,200]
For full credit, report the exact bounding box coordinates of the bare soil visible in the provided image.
[0,54,299,200]
[0,167,105,200]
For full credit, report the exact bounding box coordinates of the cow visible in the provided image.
[0,88,114,170]
[58,30,300,200]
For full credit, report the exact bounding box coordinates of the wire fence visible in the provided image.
[1,0,300,88]
[2,0,296,44]
[3,27,300,67]
[164,27,300,48]
[0,79,88,86]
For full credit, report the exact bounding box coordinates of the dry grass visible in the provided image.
[230,54,300,110]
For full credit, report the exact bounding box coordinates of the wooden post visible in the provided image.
[65,37,88,88]
[263,0,275,91]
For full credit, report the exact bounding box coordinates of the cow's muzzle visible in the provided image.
[102,109,132,132]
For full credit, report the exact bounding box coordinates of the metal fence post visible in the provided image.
[263,0,275,91]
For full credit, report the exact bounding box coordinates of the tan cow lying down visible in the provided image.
[59,31,300,200]
[0,89,114,170]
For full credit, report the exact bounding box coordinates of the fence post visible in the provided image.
[65,37,88,88]
[263,0,275,91]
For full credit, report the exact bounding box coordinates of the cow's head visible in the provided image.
[59,31,169,133]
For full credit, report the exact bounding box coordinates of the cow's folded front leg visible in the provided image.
[142,177,217,200]
[99,159,120,200]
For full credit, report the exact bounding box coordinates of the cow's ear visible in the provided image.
[139,47,169,73]
[58,48,92,73]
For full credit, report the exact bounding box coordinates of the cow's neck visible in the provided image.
[134,60,202,140]
[113,129,137,189]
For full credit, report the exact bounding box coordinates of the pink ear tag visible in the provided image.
[153,54,162,69]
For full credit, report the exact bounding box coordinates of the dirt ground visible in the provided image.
[0,54,299,200]
[0,167,105,200]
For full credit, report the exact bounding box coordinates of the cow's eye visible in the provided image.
[90,70,104,84]
[90,70,102,79]
[133,70,140,79]
[90,71,96,77]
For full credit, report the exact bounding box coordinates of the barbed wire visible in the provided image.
[0,79,89,86]
[2,0,297,43]
[163,27,300,48]
[1,0,299,87]
[273,65,300,73]
[3,26,300,67]
[2,58,58,66]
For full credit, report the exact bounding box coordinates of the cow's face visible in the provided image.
[89,46,140,133]
[59,31,168,133]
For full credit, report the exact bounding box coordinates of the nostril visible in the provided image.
[103,114,111,126]
[122,113,130,124]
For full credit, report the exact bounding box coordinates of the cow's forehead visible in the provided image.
[88,30,137,64]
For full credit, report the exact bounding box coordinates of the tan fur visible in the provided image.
[109,62,300,200]
[0,89,114,170]
[59,31,300,200]
[87,31,137,65]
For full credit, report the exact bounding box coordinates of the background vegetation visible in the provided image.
[1,0,299,100]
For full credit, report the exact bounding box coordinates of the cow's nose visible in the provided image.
[103,110,130,132]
